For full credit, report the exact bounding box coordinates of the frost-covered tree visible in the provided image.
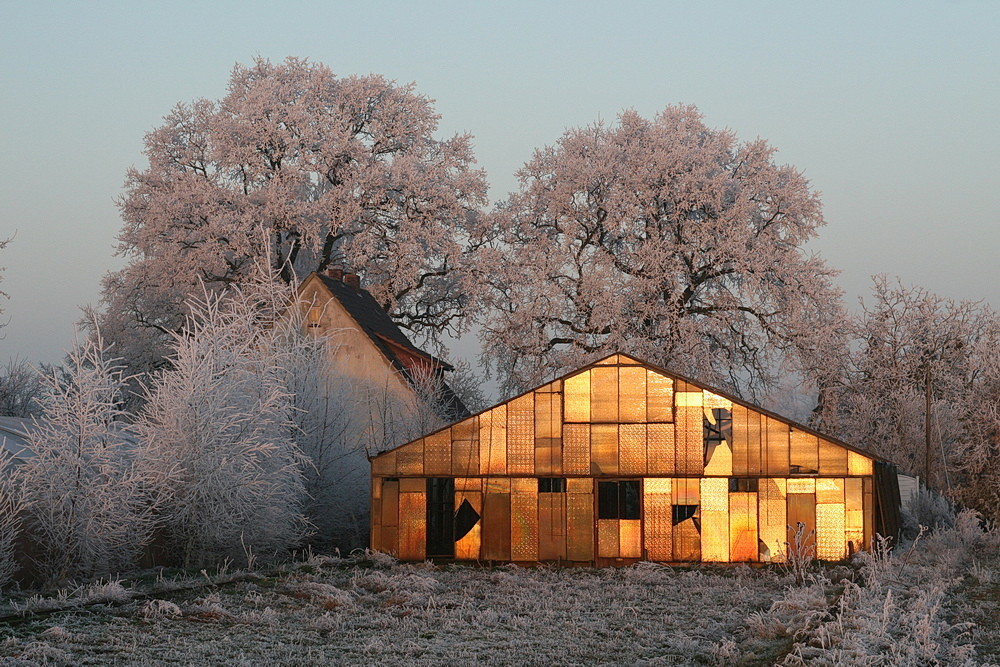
[0,451,26,590]
[137,283,308,568]
[478,106,845,398]
[0,357,43,417]
[833,278,999,515]
[98,56,489,381]
[16,338,154,585]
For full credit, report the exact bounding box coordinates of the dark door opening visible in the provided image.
[426,477,455,557]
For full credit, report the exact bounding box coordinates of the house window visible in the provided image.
[597,480,640,520]
[538,478,567,493]
[307,306,321,328]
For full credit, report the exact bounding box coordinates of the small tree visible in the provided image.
[137,284,308,568]
[0,357,43,417]
[0,451,26,590]
[17,338,154,585]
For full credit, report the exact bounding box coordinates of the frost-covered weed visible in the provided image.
[139,599,182,620]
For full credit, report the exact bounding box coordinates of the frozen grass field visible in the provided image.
[0,514,997,666]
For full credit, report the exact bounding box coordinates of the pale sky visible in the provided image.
[1,1,997,367]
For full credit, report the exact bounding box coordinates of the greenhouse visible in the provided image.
[370,353,900,564]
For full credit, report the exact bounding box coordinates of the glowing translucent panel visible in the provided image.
[563,371,591,422]
[647,423,676,475]
[567,485,594,561]
[619,424,646,475]
[482,480,511,561]
[396,442,424,475]
[508,395,535,474]
[787,478,816,493]
[591,366,619,422]
[371,450,395,475]
[673,478,701,561]
[597,519,620,558]
[538,492,566,560]
[535,391,562,474]
[676,406,703,474]
[818,438,849,475]
[845,478,864,553]
[595,355,622,365]
[758,478,786,563]
[451,419,479,477]
[786,492,817,557]
[701,477,729,511]
[424,430,451,475]
[537,380,561,392]
[703,391,732,409]
[378,479,400,555]
[479,406,507,475]
[510,478,538,560]
[745,410,762,475]
[729,492,758,562]
[765,417,790,476]
[591,424,619,475]
[789,429,819,474]
[675,391,704,407]
[731,405,748,475]
[816,478,845,504]
[816,503,846,560]
[619,366,647,422]
[563,424,591,475]
[643,478,673,561]
[701,478,730,562]
[398,490,426,561]
[620,520,642,558]
[848,451,873,475]
[454,489,482,560]
[647,371,674,422]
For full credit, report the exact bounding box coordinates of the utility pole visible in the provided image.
[924,365,932,491]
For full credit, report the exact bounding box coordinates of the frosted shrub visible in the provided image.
[0,452,25,589]
[17,338,154,585]
[137,285,307,568]
[139,599,182,620]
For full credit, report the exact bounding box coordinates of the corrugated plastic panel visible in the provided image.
[729,491,758,562]
[479,406,507,475]
[619,366,647,422]
[591,423,619,475]
[563,424,591,475]
[508,395,535,475]
[646,423,676,475]
[759,478,786,563]
[647,371,674,422]
[563,371,590,423]
[643,478,672,561]
[619,424,646,475]
[590,366,619,422]
[510,478,538,560]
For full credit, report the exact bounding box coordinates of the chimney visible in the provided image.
[343,272,361,290]
[326,267,343,281]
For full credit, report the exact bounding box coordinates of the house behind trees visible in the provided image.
[370,353,900,564]
[297,269,470,426]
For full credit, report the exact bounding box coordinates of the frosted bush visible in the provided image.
[139,599,182,620]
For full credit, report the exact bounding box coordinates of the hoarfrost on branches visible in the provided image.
[16,338,154,585]
[99,56,490,380]
[136,281,308,568]
[832,276,1000,520]
[477,105,845,399]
